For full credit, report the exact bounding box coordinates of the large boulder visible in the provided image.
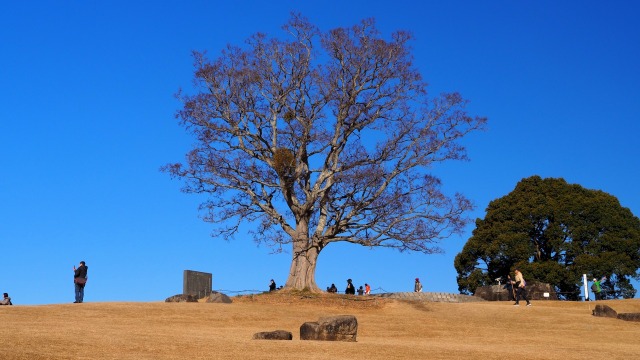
[474,285,515,301]
[204,291,232,304]
[592,304,618,318]
[592,305,640,322]
[617,313,640,322]
[252,330,293,340]
[165,294,198,303]
[300,315,358,342]
[474,282,557,301]
[525,282,558,300]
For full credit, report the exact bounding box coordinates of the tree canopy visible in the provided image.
[165,14,486,291]
[454,176,640,299]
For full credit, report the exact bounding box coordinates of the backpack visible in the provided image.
[591,283,598,292]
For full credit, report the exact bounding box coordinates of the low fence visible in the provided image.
[201,288,484,304]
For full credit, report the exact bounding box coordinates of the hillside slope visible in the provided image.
[1,294,639,359]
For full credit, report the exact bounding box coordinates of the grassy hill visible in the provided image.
[1,293,639,359]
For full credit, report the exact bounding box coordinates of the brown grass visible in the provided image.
[1,293,639,360]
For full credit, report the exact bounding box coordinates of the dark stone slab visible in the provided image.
[474,282,557,301]
[183,270,212,298]
[617,313,640,322]
[252,330,293,340]
[204,291,232,304]
[165,294,199,302]
[525,282,559,300]
[592,304,618,318]
[300,315,357,342]
[474,285,514,301]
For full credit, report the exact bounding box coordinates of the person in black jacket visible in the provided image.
[73,261,88,303]
[345,279,355,294]
[504,275,516,301]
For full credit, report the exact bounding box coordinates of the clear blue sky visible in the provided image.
[1,1,638,305]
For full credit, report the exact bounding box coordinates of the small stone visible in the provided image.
[204,291,232,304]
[165,294,198,303]
[252,330,293,340]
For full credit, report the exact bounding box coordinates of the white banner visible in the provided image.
[583,274,589,301]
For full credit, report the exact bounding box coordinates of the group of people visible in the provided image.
[268,279,282,291]
[10,262,610,306]
[267,279,285,292]
[326,279,371,295]
[326,278,423,295]
[6,264,610,306]
[505,270,613,304]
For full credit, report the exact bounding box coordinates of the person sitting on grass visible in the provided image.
[1,292,12,305]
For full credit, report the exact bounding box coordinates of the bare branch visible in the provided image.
[166,15,486,290]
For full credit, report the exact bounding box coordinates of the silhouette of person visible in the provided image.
[345,279,355,294]
[1,292,11,305]
[414,278,422,292]
[512,269,531,306]
[73,261,88,303]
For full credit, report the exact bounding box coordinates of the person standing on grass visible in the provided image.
[345,279,356,294]
[414,278,422,292]
[512,269,531,306]
[600,276,608,299]
[505,275,516,301]
[365,283,371,295]
[73,261,88,303]
[591,278,602,300]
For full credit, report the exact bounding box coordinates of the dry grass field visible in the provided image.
[1,293,639,360]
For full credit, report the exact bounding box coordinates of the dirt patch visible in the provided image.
[399,299,432,312]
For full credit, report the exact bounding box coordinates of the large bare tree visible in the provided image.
[165,15,486,291]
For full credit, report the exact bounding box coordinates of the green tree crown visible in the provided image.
[455,176,640,300]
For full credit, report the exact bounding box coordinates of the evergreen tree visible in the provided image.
[455,176,640,299]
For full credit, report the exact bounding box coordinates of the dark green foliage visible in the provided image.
[455,176,640,300]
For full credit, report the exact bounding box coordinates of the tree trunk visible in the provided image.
[283,243,321,292]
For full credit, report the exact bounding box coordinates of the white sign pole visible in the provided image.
[583,274,589,301]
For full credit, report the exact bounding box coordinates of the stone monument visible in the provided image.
[183,270,212,298]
